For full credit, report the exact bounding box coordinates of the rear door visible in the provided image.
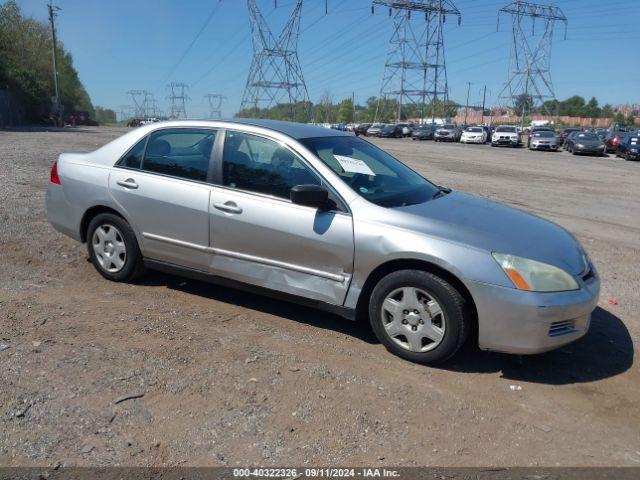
[109,127,217,270]
[208,130,354,306]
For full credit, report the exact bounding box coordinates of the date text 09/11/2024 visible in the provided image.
[232,468,400,478]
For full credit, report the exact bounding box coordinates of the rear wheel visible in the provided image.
[87,213,145,282]
[369,270,469,365]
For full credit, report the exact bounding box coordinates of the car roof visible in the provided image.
[223,118,352,139]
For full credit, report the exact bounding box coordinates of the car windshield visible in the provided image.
[300,136,440,208]
[496,126,516,133]
[534,131,555,138]
[466,127,483,132]
[441,124,455,129]
[576,133,599,140]
[382,125,396,132]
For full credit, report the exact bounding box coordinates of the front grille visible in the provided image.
[548,320,577,337]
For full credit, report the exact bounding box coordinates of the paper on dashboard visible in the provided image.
[333,155,375,176]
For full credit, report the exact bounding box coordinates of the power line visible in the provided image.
[162,0,224,83]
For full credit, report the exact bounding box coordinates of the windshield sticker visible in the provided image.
[334,155,375,176]
[359,186,369,194]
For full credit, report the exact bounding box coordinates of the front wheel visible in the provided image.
[368,270,469,365]
[87,213,145,282]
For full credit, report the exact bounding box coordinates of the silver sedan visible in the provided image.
[46,119,600,365]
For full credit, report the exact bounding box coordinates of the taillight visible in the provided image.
[50,160,61,184]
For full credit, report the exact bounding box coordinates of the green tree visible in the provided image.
[601,104,614,118]
[0,0,93,122]
[613,111,626,124]
[95,106,116,124]
[336,98,354,123]
[559,95,586,117]
[626,114,635,126]
[514,94,534,116]
[584,97,600,119]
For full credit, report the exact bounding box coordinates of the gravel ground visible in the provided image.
[0,126,638,467]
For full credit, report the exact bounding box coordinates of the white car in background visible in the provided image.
[491,125,522,147]
[460,126,487,144]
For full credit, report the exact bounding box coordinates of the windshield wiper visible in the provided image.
[432,186,451,199]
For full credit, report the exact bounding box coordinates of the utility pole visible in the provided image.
[352,91,356,123]
[372,0,461,124]
[464,81,471,125]
[47,1,62,126]
[481,84,487,124]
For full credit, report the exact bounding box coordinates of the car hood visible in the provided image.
[392,191,585,275]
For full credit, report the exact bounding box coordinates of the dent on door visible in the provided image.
[208,188,354,306]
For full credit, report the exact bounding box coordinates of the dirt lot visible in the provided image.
[1,126,639,467]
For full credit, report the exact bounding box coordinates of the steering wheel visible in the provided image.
[348,173,370,190]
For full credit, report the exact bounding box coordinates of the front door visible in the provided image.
[208,130,354,306]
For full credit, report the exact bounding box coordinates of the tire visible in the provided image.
[86,213,145,282]
[368,269,469,365]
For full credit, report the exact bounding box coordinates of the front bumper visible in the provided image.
[467,273,600,354]
[575,146,605,155]
[462,137,483,143]
[531,143,557,150]
[492,138,519,146]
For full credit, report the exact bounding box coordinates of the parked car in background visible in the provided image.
[397,123,413,137]
[604,131,627,153]
[529,130,559,151]
[353,123,371,137]
[491,125,521,147]
[594,129,608,141]
[366,123,384,137]
[616,133,640,160]
[411,125,435,141]
[564,132,605,156]
[527,126,555,147]
[559,128,581,147]
[480,125,492,143]
[434,124,461,142]
[460,126,487,144]
[46,118,600,365]
[379,124,404,138]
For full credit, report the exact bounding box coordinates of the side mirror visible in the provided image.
[290,184,329,209]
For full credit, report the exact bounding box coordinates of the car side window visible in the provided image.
[117,137,147,169]
[222,131,320,199]
[142,128,216,182]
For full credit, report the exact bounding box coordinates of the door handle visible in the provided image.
[213,201,242,214]
[117,178,139,189]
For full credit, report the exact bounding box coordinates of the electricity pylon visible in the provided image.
[167,82,190,119]
[372,0,461,123]
[127,90,154,118]
[204,94,226,119]
[497,1,568,123]
[240,0,310,122]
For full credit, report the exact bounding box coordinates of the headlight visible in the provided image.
[492,253,579,292]
[631,149,638,153]
[576,143,585,148]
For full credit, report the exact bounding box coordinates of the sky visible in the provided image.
[14,0,640,118]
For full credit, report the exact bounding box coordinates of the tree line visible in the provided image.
[0,0,93,122]
[236,90,460,124]
[515,93,636,124]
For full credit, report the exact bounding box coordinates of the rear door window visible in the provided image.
[117,137,147,169]
[142,128,216,182]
